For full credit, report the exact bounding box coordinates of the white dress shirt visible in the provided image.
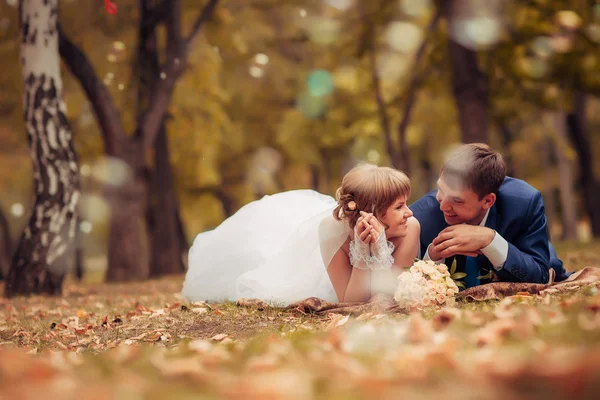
[423,209,509,270]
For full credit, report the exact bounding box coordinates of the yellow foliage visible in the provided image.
[180,193,225,240]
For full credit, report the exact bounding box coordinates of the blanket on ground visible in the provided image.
[236,267,600,315]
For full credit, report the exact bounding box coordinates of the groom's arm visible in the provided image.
[494,192,551,284]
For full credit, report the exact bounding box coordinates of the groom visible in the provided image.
[410,143,569,288]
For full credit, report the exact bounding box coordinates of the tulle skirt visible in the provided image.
[181,190,350,305]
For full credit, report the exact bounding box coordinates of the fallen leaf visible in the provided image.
[210,334,229,342]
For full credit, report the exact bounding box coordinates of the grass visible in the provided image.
[0,240,599,399]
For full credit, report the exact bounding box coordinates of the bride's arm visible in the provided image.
[327,248,371,303]
[392,217,420,268]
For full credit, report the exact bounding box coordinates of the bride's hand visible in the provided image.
[359,211,384,244]
[355,216,373,244]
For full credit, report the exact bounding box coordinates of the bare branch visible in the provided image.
[396,8,442,160]
[371,52,394,162]
[185,0,220,49]
[58,24,124,156]
[139,0,220,150]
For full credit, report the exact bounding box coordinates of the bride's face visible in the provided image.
[381,196,413,239]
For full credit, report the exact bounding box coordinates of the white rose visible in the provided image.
[436,294,446,304]
[422,263,435,276]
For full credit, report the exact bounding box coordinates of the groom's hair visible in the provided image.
[441,143,506,199]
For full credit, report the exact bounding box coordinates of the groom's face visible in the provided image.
[435,177,491,226]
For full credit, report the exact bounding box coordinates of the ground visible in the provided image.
[0,241,600,399]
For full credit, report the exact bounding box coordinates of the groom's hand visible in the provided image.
[430,225,495,259]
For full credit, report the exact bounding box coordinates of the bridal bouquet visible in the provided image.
[394,260,459,311]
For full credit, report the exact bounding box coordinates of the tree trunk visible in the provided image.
[59,0,219,281]
[0,204,12,280]
[446,1,489,144]
[74,215,83,281]
[59,25,148,282]
[147,128,184,276]
[138,0,185,277]
[5,0,80,297]
[542,135,556,239]
[566,91,600,237]
[549,112,578,240]
[497,119,516,177]
[104,143,149,281]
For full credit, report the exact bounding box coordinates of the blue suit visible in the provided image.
[409,177,569,285]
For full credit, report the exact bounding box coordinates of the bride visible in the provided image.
[181,163,420,305]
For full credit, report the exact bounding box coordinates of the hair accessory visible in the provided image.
[347,201,357,211]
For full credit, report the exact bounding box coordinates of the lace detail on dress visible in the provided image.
[349,231,395,270]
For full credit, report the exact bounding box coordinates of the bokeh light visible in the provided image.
[375,51,410,83]
[249,66,264,78]
[448,0,504,50]
[80,220,93,234]
[106,41,127,63]
[384,22,423,53]
[399,0,432,18]
[307,69,334,97]
[367,149,381,164]
[450,16,503,50]
[302,16,341,45]
[10,203,24,218]
[519,57,549,79]
[80,164,91,177]
[79,194,110,224]
[90,157,133,187]
[325,0,354,11]
[254,53,269,65]
[531,36,553,59]
[587,24,600,42]
[297,91,327,119]
[555,10,582,30]
[551,36,572,53]
[247,147,283,194]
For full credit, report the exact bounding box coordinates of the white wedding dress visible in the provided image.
[181,190,351,305]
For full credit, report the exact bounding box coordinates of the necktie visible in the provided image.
[464,256,480,288]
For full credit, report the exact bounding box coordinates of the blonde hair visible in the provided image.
[333,164,411,228]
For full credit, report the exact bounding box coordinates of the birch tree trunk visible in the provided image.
[5,0,80,297]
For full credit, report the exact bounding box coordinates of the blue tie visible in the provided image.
[464,256,480,288]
